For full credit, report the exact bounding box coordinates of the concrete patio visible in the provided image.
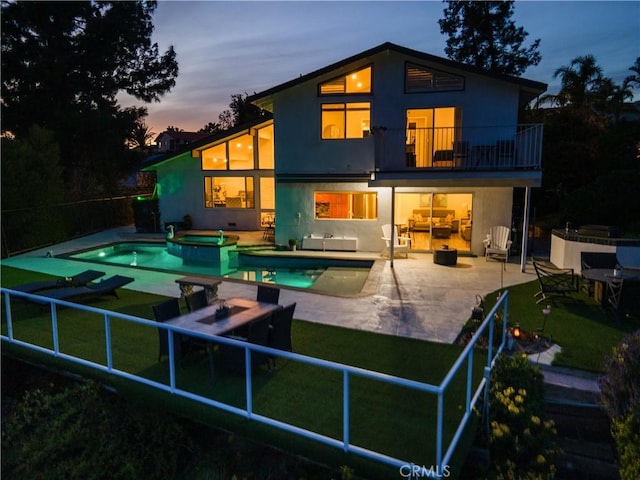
[1,226,538,344]
[2,226,602,396]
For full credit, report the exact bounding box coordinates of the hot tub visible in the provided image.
[166,232,239,265]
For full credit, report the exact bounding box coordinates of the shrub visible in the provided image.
[1,380,196,480]
[599,330,640,479]
[485,355,560,479]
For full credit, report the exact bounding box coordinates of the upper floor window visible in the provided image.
[202,133,253,171]
[405,63,464,93]
[320,66,372,95]
[257,124,274,169]
[321,102,370,139]
[201,124,274,171]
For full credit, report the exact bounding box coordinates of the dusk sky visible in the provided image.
[124,1,640,133]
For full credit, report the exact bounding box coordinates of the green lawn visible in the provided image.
[483,278,640,372]
[3,264,636,477]
[1,265,484,479]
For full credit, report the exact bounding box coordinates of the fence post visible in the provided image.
[343,371,350,452]
[104,313,113,371]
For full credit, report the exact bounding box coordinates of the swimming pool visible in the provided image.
[66,242,373,295]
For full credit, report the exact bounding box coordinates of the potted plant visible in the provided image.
[288,238,298,251]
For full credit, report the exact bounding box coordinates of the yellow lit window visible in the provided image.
[257,125,274,169]
[320,66,372,95]
[204,176,254,209]
[314,191,377,219]
[321,103,370,139]
[201,143,227,170]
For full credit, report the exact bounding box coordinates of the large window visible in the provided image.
[201,133,253,170]
[314,192,377,219]
[321,102,370,139]
[257,124,274,169]
[320,66,372,95]
[204,176,254,208]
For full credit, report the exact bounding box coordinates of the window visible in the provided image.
[321,102,370,139]
[405,63,464,93]
[259,177,275,210]
[204,176,254,208]
[201,133,259,171]
[257,124,274,169]
[314,192,377,219]
[320,66,371,95]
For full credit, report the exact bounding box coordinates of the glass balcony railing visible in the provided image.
[371,124,543,172]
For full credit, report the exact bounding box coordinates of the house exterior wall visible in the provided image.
[155,151,265,230]
[271,49,521,253]
[272,50,521,176]
[276,182,512,254]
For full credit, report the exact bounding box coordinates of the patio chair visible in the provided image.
[152,299,213,381]
[11,269,106,294]
[184,289,209,312]
[532,259,578,304]
[381,224,410,259]
[257,285,280,304]
[268,302,295,368]
[580,252,619,295]
[483,226,512,269]
[39,275,134,301]
[219,312,273,375]
[607,278,640,322]
[152,298,191,362]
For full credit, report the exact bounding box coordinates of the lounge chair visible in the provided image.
[381,224,410,258]
[532,259,578,304]
[11,269,106,294]
[483,226,512,269]
[39,275,134,301]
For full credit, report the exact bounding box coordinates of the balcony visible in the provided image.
[370,124,543,187]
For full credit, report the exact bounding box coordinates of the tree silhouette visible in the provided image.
[438,1,541,76]
[1,1,178,196]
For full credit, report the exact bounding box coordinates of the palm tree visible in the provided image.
[547,54,604,109]
[128,120,155,152]
[623,57,640,90]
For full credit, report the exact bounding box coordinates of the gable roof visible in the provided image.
[249,41,547,111]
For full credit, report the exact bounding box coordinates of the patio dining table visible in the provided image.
[165,297,281,384]
[581,268,640,305]
[166,297,280,337]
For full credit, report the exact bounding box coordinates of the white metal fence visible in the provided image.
[1,287,509,474]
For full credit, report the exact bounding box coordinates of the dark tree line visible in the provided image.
[1,1,178,198]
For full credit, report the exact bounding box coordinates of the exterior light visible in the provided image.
[513,323,521,339]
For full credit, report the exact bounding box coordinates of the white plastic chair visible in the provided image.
[381,224,411,258]
[483,226,512,268]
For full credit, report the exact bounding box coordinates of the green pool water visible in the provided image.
[66,242,372,295]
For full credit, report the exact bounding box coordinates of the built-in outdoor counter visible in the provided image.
[550,228,640,272]
[302,235,358,252]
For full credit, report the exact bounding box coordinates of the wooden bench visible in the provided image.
[532,259,579,304]
[175,276,222,304]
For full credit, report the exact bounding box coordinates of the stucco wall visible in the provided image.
[272,49,522,176]
[156,152,264,231]
[276,183,513,254]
